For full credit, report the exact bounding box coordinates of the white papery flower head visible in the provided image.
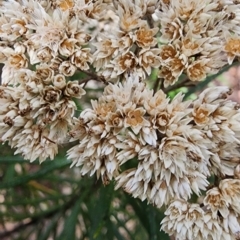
[204,187,229,218]
[161,199,238,240]
[219,179,240,215]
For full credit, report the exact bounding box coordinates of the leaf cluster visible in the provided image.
[0,144,169,240]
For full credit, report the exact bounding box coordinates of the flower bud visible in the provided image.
[59,61,76,76]
[53,74,66,89]
[64,81,86,98]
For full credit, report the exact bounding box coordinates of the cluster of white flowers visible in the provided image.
[67,75,240,239]
[1,0,240,239]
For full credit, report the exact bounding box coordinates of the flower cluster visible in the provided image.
[94,0,161,80]
[1,0,240,239]
[0,67,86,162]
[93,0,240,87]
[156,0,240,86]
[161,190,240,240]
[0,0,104,161]
[67,76,240,208]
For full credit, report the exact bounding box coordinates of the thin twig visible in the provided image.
[146,14,154,29]
[80,70,108,85]
[153,78,161,93]
[159,78,164,91]
[163,78,195,93]
[78,76,92,85]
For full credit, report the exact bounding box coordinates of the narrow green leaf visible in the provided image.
[89,182,114,239]
[124,193,170,240]
[0,159,70,189]
[112,214,136,239]
[0,195,69,206]
[0,156,27,164]
[146,205,157,240]
[56,197,82,240]
[38,212,63,240]
[3,164,15,181]
[124,194,151,237]
[107,219,125,240]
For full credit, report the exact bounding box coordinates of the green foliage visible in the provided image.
[0,144,169,240]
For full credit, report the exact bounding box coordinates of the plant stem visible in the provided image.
[80,70,108,85]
